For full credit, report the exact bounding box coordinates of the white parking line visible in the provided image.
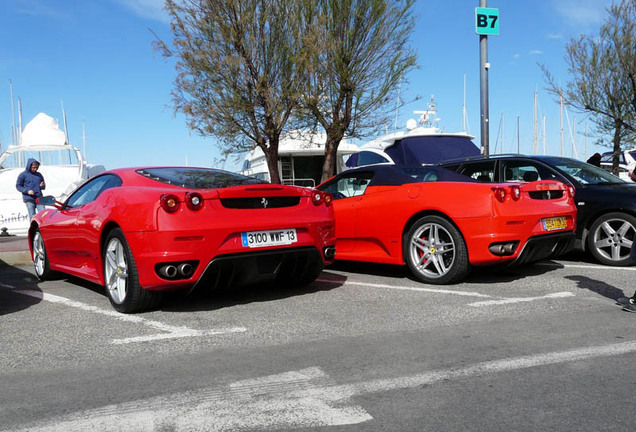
[537,262,636,271]
[316,278,577,307]
[10,340,636,431]
[316,278,494,298]
[14,290,246,344]
[468,291,575,307]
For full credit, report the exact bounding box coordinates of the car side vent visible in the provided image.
[528,190,564,200]
[220,197,301,209]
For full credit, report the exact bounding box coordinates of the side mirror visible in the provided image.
[37,196,64,210]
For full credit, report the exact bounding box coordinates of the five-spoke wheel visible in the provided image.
[32,229,51,279]
[403,215,470,284]
[103,228,161,313]
[587,212,636,266]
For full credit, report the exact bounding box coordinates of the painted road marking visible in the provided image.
[9,340,636,432]
[317,278,576,306]
[317,278,493,298]
[468,291,575,307]
[14,290,246,344]
[538,261,636,271]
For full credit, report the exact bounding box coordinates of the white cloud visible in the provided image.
[552,0,613,29]
[112,0,170,23]
[14,0,70,20]
[529,50,543,55]
[513,53,521,59]
[546,33,563,40]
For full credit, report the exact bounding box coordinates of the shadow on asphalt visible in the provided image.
[0,261,43,316]
[327,258,562,286]
[162,270,348,313]
[565,275,628,302]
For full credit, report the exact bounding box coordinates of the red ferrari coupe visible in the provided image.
[30,167,335,313]
[317,164,577,284]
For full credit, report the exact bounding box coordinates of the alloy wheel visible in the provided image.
[104,237,128,304]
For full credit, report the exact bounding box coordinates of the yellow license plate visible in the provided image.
[542,217,567,231]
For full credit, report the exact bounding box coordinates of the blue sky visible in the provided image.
[0,0,616,171]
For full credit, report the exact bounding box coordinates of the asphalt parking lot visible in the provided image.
[1,252,635,431]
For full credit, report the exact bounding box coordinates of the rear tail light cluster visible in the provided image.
[492,185,521,203]
[160,192,205,213]
[312,190,333,206]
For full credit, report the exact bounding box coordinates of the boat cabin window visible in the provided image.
[356,151,391,167]
[0,148,81,169]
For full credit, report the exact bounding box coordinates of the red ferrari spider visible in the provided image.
[30,167,335,313]
[316,164,577,284]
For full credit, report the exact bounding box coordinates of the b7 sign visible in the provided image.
[475,7,499,35]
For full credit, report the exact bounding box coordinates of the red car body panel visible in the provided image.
[30,167,335,292]
[319,167,576,267]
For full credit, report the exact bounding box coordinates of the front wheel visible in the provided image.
[587,212,636,266]
[32,229,52,280]
[103,228,161,313]
[403,215,470,284]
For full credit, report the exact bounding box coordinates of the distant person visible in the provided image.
[586,153,602,167]
[617,242,636,312]
[16,158,46,220]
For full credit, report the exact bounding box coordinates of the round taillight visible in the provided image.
[186,192,204,211]
[510,185,521,200]
[160,194,181,213]
[492,187,506,203]
[568,185,575,198]
[312,191,323,206]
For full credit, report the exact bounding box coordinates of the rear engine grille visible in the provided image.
[528,190,564,200]
[220,196,301,209]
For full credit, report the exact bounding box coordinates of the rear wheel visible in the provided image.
[587,212,636,266]
[403,215,470,284]
[103,228,161,313]
[32,229,52,280]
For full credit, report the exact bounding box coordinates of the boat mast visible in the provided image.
[462,74,467,133]
[533,91,538,154]
[82,119,87,161]
[61,101,69,145]
[9,80,17,146]
[560,95,564,156]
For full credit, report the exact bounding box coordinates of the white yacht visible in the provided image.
[239,129,359,187]
[0,113,105,235]
[345,97,482,168]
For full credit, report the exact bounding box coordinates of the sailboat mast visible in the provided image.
[560,95,564,156]
[61,101,69,145]
[462,74,467,133]
[82,119,87,161]
[9,80,17,146]
[533,92,538,154]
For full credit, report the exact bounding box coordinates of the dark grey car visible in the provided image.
[441,154,636,266]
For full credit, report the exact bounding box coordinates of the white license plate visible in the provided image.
[542,217,567,231]
[241,229,297,248]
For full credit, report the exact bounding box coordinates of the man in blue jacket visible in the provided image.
[15,158,46,219]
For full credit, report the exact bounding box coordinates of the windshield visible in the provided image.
[137,168,267,189]
[543,157,627,185]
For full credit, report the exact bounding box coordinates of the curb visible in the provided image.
[0,251,32,267]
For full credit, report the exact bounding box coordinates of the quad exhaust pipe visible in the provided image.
[323,246,336,260]
[157,261,197,280]
[159,264,178,279]
[177,263,194,278]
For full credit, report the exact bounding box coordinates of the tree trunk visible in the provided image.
[612,120,622,176]
[321,130,345,183]
[263,136,281,184]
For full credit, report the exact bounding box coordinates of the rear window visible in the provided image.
[137,168,267,189]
